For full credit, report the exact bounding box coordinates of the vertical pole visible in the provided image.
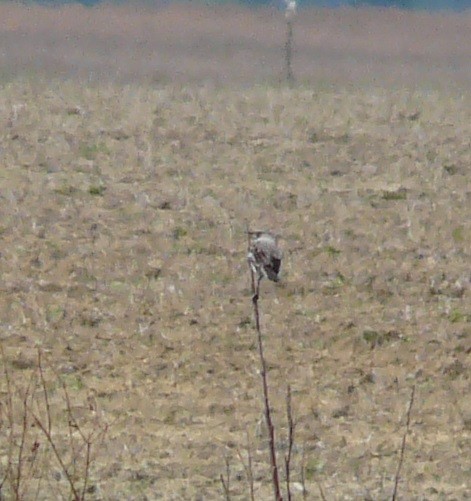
[285,19,294,86]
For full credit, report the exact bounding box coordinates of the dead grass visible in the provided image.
[0,348,108,499]
[0,3,470,499]
[0,78,470,498]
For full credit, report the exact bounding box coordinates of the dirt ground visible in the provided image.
[0,3,470,500]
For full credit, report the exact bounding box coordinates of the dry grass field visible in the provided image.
[0,3,470,500]
[1,2,471,88]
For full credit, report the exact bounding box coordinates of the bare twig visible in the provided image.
[15,371,36,499]
[236,430,255,501]
[61,378,94,500]
[392,385,416,501]
[0,347,107,500]
[220,456,231,501]
[0,344,14,492]
[29,398,81,499]
[81,440,92,501]
[300,445,307,501]
[0,346,15,495]
[247,225,283,501]
[284,385,294,501]
[246,221,256,296]
[32,351,107,500]
[30,438,43,501]
[37,350,52,435]
[317,480,327,501]
[300,443,326,501]
[62,378,82,481]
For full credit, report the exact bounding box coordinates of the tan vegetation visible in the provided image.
[0,3,470,499]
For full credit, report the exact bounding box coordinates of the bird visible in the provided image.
[247,231,283,284]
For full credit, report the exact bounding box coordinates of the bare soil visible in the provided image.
[0,3,470,500]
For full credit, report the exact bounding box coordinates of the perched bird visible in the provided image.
[247,231,283,283]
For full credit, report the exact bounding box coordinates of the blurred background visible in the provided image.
[1,0,470,89]
[12,0,471,10]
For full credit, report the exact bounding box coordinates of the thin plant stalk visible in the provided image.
[237,430,255,501]
[247,227,283,501]
[220,456,231,501]
[285,19,294,86]
[392,385,416,501]
[284,0,296,86]
[284,385,294,501]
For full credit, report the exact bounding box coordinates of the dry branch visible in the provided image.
[236,431,255,501]
[0,346,108,500]
[392,385,416,501]
[220,455,231,501]
[284,385,294,501]
[247,225,283,501]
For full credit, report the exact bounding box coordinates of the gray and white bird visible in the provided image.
[247,231,283,283]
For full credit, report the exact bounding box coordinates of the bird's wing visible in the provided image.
[269,257,282,275]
